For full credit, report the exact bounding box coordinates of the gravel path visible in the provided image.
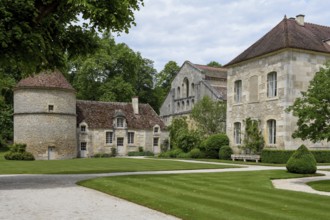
[1,159,330,220]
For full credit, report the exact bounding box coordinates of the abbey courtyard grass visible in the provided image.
[307,180,330,192]
[79,170,330,220]
[0,152,235,174]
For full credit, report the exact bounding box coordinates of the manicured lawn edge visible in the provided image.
[307,180,330,192]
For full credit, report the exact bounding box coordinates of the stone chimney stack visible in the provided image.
[132,96,139,115]
[295,14,305,26]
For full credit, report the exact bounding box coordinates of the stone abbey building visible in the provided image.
[14,71,167,160]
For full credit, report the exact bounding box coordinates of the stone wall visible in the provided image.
[227,49,330,152]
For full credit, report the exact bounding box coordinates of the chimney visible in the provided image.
[295,14,305,26]
[132,97,139,115]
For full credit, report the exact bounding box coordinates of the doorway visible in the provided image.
[48,146,55,160]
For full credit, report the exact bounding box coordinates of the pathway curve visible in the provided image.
[1,159,330,220]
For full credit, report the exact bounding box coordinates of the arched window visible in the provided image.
[234,80,242,103]
[191,83,195,96]
[267,119,276,144]
[177,102,180,111]
[182,101,185,110]
[234,122,241,144]
[183,78,189,97]
[177,87,181,98]
[267,72,277,97]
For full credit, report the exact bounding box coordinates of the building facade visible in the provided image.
[226,15,330,152]
[160,61,227,126]
[14,71,167,159]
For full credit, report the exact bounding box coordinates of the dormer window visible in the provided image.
[80,125,86,132]
[117,117,124,128]
[154,127,159,133]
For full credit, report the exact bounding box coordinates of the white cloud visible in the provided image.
[115,0,330,71]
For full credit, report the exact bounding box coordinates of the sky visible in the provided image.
[114,0,330,72]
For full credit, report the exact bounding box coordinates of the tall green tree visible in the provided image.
[154,61,180,106]
[191,96,226,135]
[0,0,143,74]
[207,61,222,68]
[286,63,330,142]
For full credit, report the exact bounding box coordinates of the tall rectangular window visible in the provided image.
[267,119,276,144]
[128,132,134,144]
[80,142,87,151]
[117,137,124,147]
[234,122,241,145]
[117,118,124,127]
[106,132,113,144]
[234,80,242,103]
[267,72,277,97]
[153,137,159,147]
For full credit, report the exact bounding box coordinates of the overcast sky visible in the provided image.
[114,0,330,72]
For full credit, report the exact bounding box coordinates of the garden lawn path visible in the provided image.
[1,158,330,220]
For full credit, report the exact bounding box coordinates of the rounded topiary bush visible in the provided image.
[219,146,233,160]
[189,148,204,158]
[286,145,317,174]
[200,134,229,159]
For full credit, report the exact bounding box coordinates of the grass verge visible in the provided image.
[0,156,237,174]
[79,170,330,220]
[307,180,330,192]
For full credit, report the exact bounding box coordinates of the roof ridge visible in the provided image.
[76,99,149,106]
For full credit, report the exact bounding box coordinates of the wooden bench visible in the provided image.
[231,154,260,163]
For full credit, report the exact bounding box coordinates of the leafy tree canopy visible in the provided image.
[207,61,222,68]
[191,96,226,135]
[286,63,330,142]
[0,0,143,74]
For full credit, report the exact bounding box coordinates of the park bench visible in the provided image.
[231,154,260,163]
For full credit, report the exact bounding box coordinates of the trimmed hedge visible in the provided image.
[286,145,317,174]
[200,134,229,159]
[128,151,154,156]
[261,149,330,164]
[219,146,233,160]
[4,151,35,160]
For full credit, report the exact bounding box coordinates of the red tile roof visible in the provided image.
[16,70,74,91]
[226,17,330,66]
[77,100,166,130]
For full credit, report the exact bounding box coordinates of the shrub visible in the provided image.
[138,146,144,152]
[261,149,294,164]
[169,148,184,158]
[94,153,111,158]
[176,130,201,153]
[111,147,117,156]
[189,148,204,159]
[219,146,233,160]
[128,151,154,156]
[177,152,191,158]
[286,145,317,174]
[200,134,229,159]
[4,143,35,160]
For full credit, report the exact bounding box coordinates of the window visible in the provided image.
[191,83,195,95]
[267,72,277,97]
[184,78,189,97]
[106,132,113,144]
[117,137,124,147]
[80,125,86,132]
[48,105,54,112]
[177,102,180,111]
[177,87,181,98]
[128,132,134,144]
[154,127,159,133]
[80,142,87,151]
[117,118,124,127]
[249,76,258,102]
[234,122,241,145]
[267,119,276,144]
[153,137,159,147]
[234,80,242,103]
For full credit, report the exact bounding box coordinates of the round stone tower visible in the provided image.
[14,70,77,160]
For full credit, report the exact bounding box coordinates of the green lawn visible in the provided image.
[0,154,237,174]
[79,170,330,220]
[307,180,330,192]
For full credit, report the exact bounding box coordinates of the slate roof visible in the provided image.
[226,17,330,66]
[16,70,74,91]
[77,100,166,130]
